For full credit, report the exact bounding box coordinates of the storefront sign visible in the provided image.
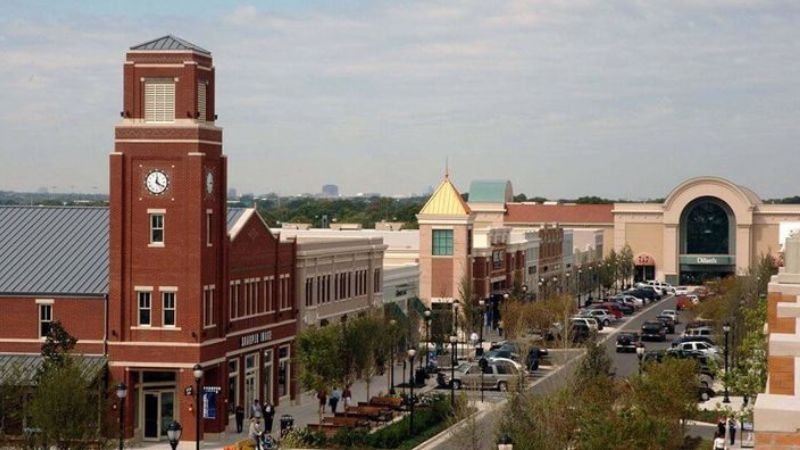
[203,386,221,419]
[679,255,735,266]
[240,329,273,348]
[635,253,655,266]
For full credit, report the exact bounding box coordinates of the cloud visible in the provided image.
[0,1,799,198]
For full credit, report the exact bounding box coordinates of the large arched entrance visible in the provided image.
[679,196,736,284]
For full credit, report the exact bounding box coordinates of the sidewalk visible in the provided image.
[696,394,753,450]
[133,361,436,449]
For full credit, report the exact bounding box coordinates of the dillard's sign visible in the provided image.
[680,255,734,266]
[240,329,272,348]
[696,256,718,264]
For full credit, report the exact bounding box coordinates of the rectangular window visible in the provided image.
[197,81,207,122]
[432,229,454,256]
[334,273,339,301]
[203,286,215,327]
[280,276,291,310]
[150,214,164,244]
[162,291,176,327]
[206,211,213,247]
[374,268,381,293]
[266,277,274,311]
[138,291,152,326]
[39,304,53,338]
[144,79,175,122]
[305,278,314,307]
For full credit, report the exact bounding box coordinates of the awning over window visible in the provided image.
[0,354,106,385]
[384,302,406,321]
[409,296,428,316]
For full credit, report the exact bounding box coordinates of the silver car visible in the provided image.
[438,360,522,391]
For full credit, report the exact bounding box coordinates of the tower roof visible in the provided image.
[468,180,513,203]
[130,35,211,55]
[419,177,471,216]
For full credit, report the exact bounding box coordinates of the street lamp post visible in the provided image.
[636,345,645,375]
[478,300,486,355]
[389,319,397,394]
[192,364,204,450]
[167,421,182,450]
[470,333,484,402]
[723,322,731,403]
[449,334,457,407]
[116,383,127,450]
[577,268,583,307]
[424,310,432,372]
[408,348,417,434]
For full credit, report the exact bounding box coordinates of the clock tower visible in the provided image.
[108,35,227,443]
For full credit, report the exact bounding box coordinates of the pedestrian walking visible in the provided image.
[342,385,352,411]
[329,386,341,414]
[235,405,245,433]
[262,401,275,433]
[713,431,726,450]
[717,417,726,438]
[317,389,327,415]
[251,399,263,419]
[249,417,263,450]
[729,417,738,445]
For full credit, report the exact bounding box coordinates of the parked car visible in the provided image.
[661,309,680,323]
[647,280,676,295]
[641,320,668,341]
[656,315,676,334]
[571,316,601,331]
[486,342,549,371]
[436,359,522,391]
[683,326,714,339]
[673,341,720,360]
[612,294,643,309]
[593,302,624,319]
[610,299,635,315]
[582,309,613,326]
[615,332,641,353]
[676,295,693,311]
[672,335,717,348]
[571,323,592,343]
[625,287,659,302]
[675,286,690,295]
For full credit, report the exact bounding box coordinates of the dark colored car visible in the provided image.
[615,332,641,353]
[612,300,635,315]
[656,315,676,334]
[625,288,658,302]
[641,320,667,341]
[571,323,591,343]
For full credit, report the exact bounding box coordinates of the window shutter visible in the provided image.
[144,79,175,122]
[197,82,207,122]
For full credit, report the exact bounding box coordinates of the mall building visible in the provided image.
[612,177,800,285]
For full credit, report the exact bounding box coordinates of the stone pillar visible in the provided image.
[661,224,679,283]
[736,224,752,275]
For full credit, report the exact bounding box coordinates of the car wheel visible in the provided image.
[604,319,610,326]
[452,380,461,390]
[498,382,508,392]
[699,390,710,402]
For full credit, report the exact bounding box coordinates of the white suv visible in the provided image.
[571,317,600,331]
[647,280,676,295]
[675,341,720,359]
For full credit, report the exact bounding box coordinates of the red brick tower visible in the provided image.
[108,35,226,444]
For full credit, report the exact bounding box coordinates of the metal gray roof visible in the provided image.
[130,35,211,55]
[0,354,106,384]
[0,206,246,296]
[227,207,247,231]
[0,206,109,296]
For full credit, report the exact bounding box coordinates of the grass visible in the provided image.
[689,408,724,424]
[395,421,451,450]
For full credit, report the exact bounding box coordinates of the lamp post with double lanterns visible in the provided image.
[424,309,432,372]
[408,348,417,434]
[116,383,127,450]
[192,364,204,450]
[167,421,182,450]
[723,322,731,403]
[389,319,397,394]
[449,334,458,407]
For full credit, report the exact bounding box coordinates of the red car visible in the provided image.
[591,303,624,319]
[676,295,692,311]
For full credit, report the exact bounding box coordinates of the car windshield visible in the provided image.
[456,363,472,373]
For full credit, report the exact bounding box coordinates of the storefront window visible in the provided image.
[263,349,273,404]
[278,345,290,398]
[244,354,258,408]
[684,199,731,254]
[228,359,239,413]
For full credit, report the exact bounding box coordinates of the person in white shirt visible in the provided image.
[713,431,726,450]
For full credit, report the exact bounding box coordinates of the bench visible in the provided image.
[368,396,404,409]
[323,415,370,428]
[347,405,394,422]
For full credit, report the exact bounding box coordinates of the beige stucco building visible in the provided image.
[290,236,386,328]
[613,177,800,285]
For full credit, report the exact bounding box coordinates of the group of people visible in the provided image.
[234,399,276,449]
[712,417,738,450]
[316,385,353,415]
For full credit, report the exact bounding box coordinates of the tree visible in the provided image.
[296,325,346,423]
[39,321,77,375]
[28,355,107,450]
[618,244,634,289]
[0,362,25,439]
[457,275,480,337]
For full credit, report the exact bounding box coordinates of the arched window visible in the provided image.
[681,198,732,255]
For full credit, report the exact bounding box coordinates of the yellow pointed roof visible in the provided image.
[419,176,471,216]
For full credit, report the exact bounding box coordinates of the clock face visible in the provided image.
[206,171,214,194]
[145,170,169,195]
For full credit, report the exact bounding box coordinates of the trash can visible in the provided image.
[279,414,294,438]
[415,367,426,386]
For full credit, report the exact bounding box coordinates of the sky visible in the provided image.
[1,0,799,199]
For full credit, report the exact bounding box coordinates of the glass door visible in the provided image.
[159,391,175,438]
[263,350,273,405]
[143,393,159,440]
[244,354,258,409]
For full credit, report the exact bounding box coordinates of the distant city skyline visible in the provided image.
[1,1,799,199]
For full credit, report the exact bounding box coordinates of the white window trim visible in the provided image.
[204,285,216,329]
[148,212,165,247]
[38,303,53,339]
[206,209,213,247]
[162,290,177,328]
[35,299,54,305]
[137,290,152,327]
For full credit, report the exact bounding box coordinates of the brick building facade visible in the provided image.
[0,36,299,445]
